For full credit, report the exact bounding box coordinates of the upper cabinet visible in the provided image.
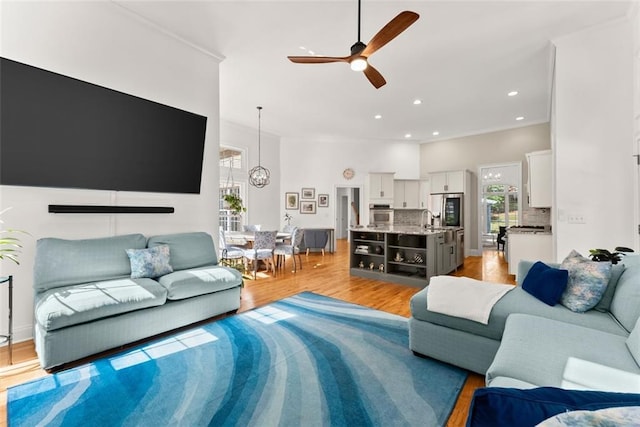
[430,170,466,194]
[526,150,552,208]
[419,179,430,209]
[394,180,420,209]
[367,173,395,202]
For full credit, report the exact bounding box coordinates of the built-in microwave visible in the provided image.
[369,204,394,226]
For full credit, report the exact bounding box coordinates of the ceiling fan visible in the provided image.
[287,0,419,89]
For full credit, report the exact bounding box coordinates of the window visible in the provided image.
[219,148,242,169]
[219,185,244,232]
[219,146,246,232]
[483,184,519,246]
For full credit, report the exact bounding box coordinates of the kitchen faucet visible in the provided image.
[420,209,435,230]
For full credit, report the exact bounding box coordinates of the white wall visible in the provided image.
[279,137,420,229]
[553,18,635,259]
[220,120,281,230]
[0,1,222,342]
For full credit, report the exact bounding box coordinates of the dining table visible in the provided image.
[226,231,292,248]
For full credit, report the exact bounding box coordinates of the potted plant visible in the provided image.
[223,193,246,216]
[0,208,25,265]
[588,247,632,265]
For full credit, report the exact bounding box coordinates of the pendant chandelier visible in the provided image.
[248,106,270,188]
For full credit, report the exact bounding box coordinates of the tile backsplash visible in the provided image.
[522,207,551,226]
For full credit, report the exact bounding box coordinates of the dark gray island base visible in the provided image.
[350,226,449,287]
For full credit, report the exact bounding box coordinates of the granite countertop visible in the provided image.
[350,225,462,235]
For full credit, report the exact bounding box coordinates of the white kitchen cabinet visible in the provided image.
[430,170,465,194]
[526,150,552,208]
[368,173,395,201]
[394,180,420,209]
[419,179,430,209]
[507,232,553,277]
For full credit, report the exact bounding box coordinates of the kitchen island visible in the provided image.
[350,226,450,287]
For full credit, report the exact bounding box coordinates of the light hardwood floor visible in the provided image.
[0,239,513,426]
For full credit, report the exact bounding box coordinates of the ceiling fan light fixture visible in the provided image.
[350,57,368,71]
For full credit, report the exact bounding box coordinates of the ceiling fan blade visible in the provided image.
[361,11,419,57]
[287,56,349,64]
[363,64,386,89]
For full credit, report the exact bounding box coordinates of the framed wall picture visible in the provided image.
[301,188,315,199]
[285,192,299,210]
[318,194,329,207]
[300,201,317,214]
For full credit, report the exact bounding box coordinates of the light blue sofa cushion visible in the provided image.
[411,285,627,342]
[611,264,640,332]
[626,317,640,367]
[158,265,243,300]
[34,234,147,292]
[486,314,639,388]
[147,232,217,271]
[35,278,167,331]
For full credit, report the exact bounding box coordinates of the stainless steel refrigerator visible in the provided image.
[442,193,463,227]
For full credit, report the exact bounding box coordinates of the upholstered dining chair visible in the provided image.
[243,230,277,279]
[218,229,245,266]
[243,224,261,232]
[274,227,304,272]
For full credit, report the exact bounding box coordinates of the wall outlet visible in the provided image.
[567,214,586,224]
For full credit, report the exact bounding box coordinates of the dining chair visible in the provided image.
[218,229,245,267]
[274,227,304,272]
[243,224,261,232]
[497,226,507,251]
[243,230,277,279]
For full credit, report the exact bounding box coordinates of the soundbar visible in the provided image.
[48,205,175,214]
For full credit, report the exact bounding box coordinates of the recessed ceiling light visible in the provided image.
[432,131,440,136]
[516,116,524,121]
[508,91,519,97]
[374,114,382,119]
[299,46,306,50]
[308,50,315,55]
[404,133,412,138]
[413,99,422,105]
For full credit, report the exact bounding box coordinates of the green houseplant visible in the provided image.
[0,208,25,265]
[223,193,247,216]
[588,247,632,265]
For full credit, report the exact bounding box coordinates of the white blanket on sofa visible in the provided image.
[427,276,513,324]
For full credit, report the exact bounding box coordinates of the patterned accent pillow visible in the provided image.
[560,250,611,313]
[126,245,173,279]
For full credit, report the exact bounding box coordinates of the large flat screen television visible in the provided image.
[0,57,207,194]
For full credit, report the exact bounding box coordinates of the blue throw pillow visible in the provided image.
[521,261,568,306]
[466,387,640,427]
[560,250,612,313]
[126,245,173,279]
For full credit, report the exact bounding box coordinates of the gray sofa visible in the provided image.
[409,260,640,391]
[34,231,243,369]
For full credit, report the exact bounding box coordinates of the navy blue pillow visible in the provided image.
[521,261,568,306]
[466,387,640,427]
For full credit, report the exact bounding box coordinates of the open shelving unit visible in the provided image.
[350,230,438,287]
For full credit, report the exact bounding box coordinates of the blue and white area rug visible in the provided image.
[8,292,467,426]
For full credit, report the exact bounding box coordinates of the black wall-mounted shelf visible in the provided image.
[48,205,175,214]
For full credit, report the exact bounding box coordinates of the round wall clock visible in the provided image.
[343,168,355,180]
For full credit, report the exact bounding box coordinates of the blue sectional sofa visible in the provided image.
[33,232,243,369]
[409,260,640,389]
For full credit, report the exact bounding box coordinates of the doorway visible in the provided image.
[477,163,522,251]
[335,186,362,241]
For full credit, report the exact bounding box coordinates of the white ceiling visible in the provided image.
[117,1,631,143]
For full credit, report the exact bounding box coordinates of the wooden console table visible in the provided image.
[0,275,13,365]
